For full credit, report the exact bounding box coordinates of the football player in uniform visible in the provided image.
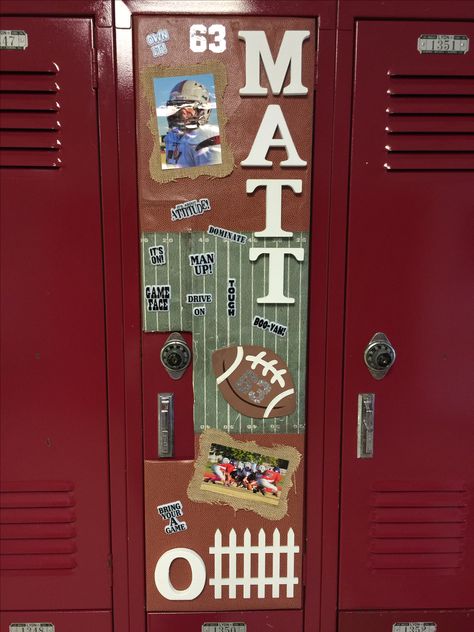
[243,463,259,491]
[247,464,265,493]
[163,126,183,166]
[166,79,221,168]
[240,462,253,490]
[255,466,282,497]
[204,456,235,486]
[230,461,246,487]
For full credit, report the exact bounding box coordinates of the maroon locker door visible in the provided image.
[115,2,336,631]
[0,16,112,612]
[339,17,474,616]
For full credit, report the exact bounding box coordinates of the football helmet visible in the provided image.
[167,80,212,130]
[258,465,266,473]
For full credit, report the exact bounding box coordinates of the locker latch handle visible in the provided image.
[158,393,174,458]
[357,393,375,459]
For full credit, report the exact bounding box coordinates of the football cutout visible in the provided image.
[212,345,296,419]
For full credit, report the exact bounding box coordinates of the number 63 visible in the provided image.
[190,24,226,53]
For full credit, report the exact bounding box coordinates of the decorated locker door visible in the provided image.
[338,18,474,631]
[0,14,112,630]
[133,13,319,631]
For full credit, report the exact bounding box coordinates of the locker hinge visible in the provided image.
[314,38,319,88]
[302,553,307,586]
[91,49,98,90]
[107,553,113,585]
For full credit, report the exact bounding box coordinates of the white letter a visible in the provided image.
[241,105,307,168]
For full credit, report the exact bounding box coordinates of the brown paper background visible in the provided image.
[135,16,316,233]
[145,433,305,612]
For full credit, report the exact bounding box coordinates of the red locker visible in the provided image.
[0,3,124,631]
[340,16,474,608]
[115,2,335,631]
[0,12,111,608]
[332,2,474,632]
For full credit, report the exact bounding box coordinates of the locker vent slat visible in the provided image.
[385,74,474,171]
[0,67,62,169]
[369,483,468,573]
[0,481,77,573]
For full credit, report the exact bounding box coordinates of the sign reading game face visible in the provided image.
[136,14,315,612]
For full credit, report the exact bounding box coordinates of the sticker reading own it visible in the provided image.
[393,625,437,632]
[202,624,246,632]
[146,29,170,57]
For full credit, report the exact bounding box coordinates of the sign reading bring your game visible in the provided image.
[137,14,314,612]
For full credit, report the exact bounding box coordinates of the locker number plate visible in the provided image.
[10,625,54,632]
[202,624,246,632]
[417,34,469,54]
[393,624,437,632]
[0,30,29,50]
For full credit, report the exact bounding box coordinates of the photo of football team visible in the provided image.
[153,72,222,170]
[201,443,289,506]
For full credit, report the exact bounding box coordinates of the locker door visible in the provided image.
[116,4,335,630]
[0,17,112,612]
[134,14,315,630]
[339,19,474,614]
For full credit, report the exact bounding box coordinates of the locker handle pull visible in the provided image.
[158,393,174,458]
[357,393,375,459]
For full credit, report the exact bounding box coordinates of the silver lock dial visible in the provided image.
[364,332,396,379]
[160,333,191,379]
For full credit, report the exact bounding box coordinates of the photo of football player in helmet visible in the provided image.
[154,73,222,170]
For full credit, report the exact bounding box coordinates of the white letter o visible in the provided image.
[154,548,206,600]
